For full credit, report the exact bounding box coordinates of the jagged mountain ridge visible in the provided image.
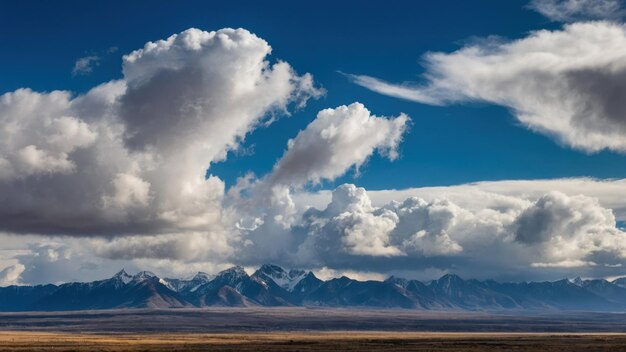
[2,264,626,312]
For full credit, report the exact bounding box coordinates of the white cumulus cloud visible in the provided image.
[228,103,410,263]
[269,102,409,187]
[289,183,626,280]
[0,28,320,240]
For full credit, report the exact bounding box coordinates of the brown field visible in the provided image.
[2,309,626,351]
[3,308,626,333]
[1,332,626,351]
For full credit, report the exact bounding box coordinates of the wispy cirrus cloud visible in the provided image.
[72,55,101,76]
[348,22,626,153]
[528,0,625,22]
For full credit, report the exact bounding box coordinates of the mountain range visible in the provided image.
[2,264,626,312]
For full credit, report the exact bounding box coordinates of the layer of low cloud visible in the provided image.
[528,0,625,22]
[363,178,626,221]
[3,177,626,284]
[289,183,626,280]
[348,21,626,153]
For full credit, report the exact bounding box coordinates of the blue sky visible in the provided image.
[3,0,624,191]
[2,0,626,284]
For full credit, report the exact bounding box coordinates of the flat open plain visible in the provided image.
[2,309,626,351]
[2,332,626,351]
[2,308,626,333]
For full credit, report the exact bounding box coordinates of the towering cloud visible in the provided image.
[0,28,321,239]
[348,22,626,153]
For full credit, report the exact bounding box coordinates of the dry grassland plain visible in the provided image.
[2,309,626,351]
[2,332,626,351]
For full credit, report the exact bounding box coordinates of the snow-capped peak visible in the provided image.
[193,272,214,281]
[184,272,215,293]
[255,264,308,292]
[218,266,248,278]
[112,269,133,284]
[257,264,286,276]
[569,277,584,287]
[133,271,157,281]
[386,276,410,289]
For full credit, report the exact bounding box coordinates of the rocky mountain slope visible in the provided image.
[2,264,626,312]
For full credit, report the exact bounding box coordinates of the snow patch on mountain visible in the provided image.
[255,264,309,292]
